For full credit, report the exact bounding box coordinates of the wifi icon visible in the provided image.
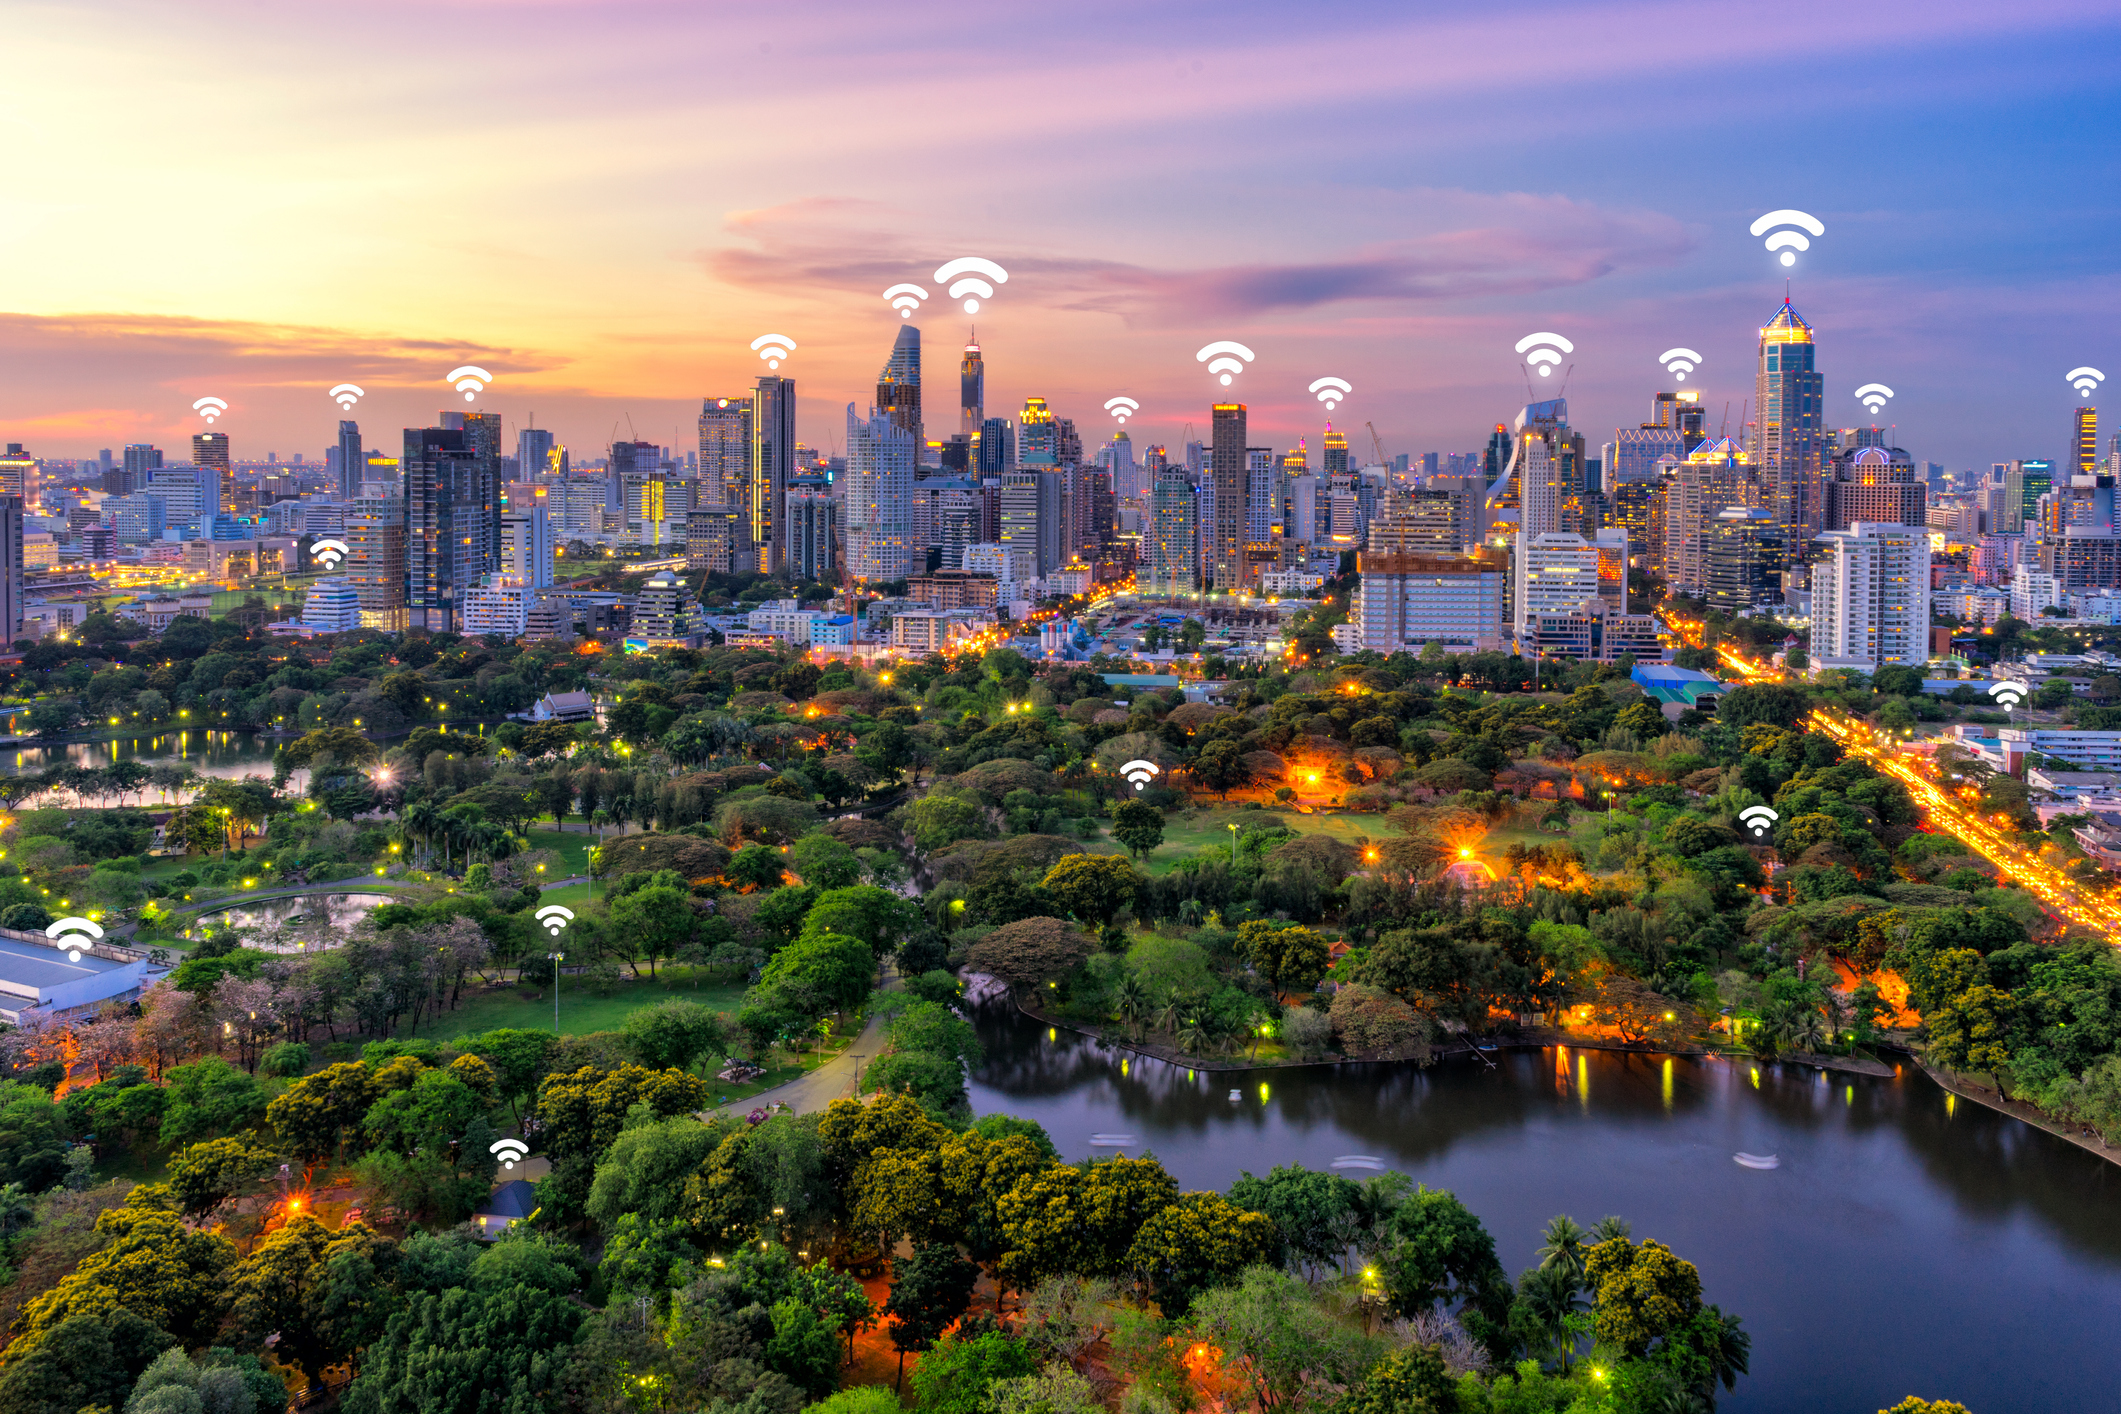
[1196,341,1255,387]
[1309,377,1352,410]
[1737,805,1778,840]
[311,538,351,570]
[1515,332,1573,378]
[1987,679,2030,710]
[1120,759,1161,791]
[934,258,1008,314]
[535,903,575,936]
[490,1137,530,1170]
[446,366,492,402]
[192,396,228,424]
[1658,348,1703,382]
[750,334,796,370]
[1751,209,1825,267]
[882,284,928,318]
[46,915,102,963]
[1104,397,1139,424]
[1854,383,1894,416]
[328,384,365,410]
[2068,366,2106,399]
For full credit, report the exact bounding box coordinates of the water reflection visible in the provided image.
[0,730,285,787]
[193,892,393,950]
[971,1004,2121,1413]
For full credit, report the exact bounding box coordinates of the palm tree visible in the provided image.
[1779,1007,1828,1056]
[1177,1013,1212,1058]
[1536,1214,1589,1283]
[1512,1261,1589,1372]
[1588,1215,1633,1245]
[1113,975,1151,1041]
[402,800,439,866]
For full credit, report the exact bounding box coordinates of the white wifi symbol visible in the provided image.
[535,904,575,936]
[1987,679,2029,709]
[1514,332,1573,378]
[192,396,228,424]
[2068,366,2106,399]
[1750,209,1825,267]
[750,334,796,370]
[882,284,928,318]
[446,365,492,402]
[328,384,365,410]
[1120,759,1160,791]
[1737,805,1779,840]
[310,538,351,569]
[1196,341,1255,387]
[46,915,103,963]
[489,1138,530,1170]
[1854,382,1894,416]
[1104,397,1139,424]
[1309,377,1352,410]
[934,257,1008,314]
[1659,348,1703,383]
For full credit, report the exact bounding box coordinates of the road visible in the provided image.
[706,966,898,1117]
[1661,612,2121,936]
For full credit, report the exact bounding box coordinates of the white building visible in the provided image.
[297,577,363,636]
[890,608,991,652]
[1936,586,2009,624]
[460,575,534,637]
[747,599,824,644]
[1810,522,1931,672]
[631,575,697,640]
[1353,549,1507,653]
[2010,563,2065,619]
[1515,532,1602,638]
[1260,570,1326,596]
[501,506,554,588]
[845,403,917,582]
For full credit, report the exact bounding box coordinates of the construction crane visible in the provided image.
[1365,421,1390,471]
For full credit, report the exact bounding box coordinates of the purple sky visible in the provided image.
[2,0,2116,473]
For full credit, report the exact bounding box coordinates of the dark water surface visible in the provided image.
[970,1006,2121,1414]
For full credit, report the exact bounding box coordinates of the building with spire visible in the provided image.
[2074,405,2099,479]
[877,325,922,458]
[961,332,984,439]
[1751,298,1826,532]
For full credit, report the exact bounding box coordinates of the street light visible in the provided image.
[548,951,565,1031]
[1228,821,1239,866]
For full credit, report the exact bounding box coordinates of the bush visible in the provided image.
[1330,984,1429,1056]
[1282,1007,1334,1059]
[258,1042,312,1078]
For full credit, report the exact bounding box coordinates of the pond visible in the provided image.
[190,891,396,949]
[970,1005,2121,1414]
[0,729,283,791]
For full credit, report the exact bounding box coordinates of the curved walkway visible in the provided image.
[706,966,898,1118]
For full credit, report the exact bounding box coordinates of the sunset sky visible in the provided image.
[4,0,2118,472]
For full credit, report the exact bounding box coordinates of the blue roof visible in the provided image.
[1102,674,1185,689]
[1631,664,1720,687]
[479,1179,539,1219]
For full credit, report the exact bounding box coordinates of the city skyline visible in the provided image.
[1,1,2116,469]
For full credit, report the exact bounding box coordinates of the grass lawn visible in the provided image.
[412,972,749,1041]
[1133,806,1405,875]
[534,880,593,912]
[526,826,601,877]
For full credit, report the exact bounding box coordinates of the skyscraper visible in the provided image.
[1812,523,1931,671]
[961,332,984,437]
[844,403,916,582]
[193,431,231,515]
[977,418,1014,478]
[0,495,20,645]
[1149,466,1198,594]
[608,440,658,517]
[517,425,556,484]
[337,421,364,501]
[751,376,796,572]
[1019,398,1057,466]
[1210,403,1246,590]
[1661,436,1750,597]
[2073,406,2099,479]
[1751,299,1825,531]
[877,325,922,456]
[501,507,554,588]
[403,425,481,632]
[696,396,751,572]
[1321,427,1349,477]
[1000,470,1065,575]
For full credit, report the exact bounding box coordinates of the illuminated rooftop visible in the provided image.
[1760,299,1814,343]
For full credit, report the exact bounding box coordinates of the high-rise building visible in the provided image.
[1517,532,1602,632]
[193,432,231,514]
[1148,467,1198,594]
[1102,431,1136,501]
[877,325,923,457]
[1704,507,1787,614]
[1246,446,1279,549]
[337,421,364,501]
[1000,470,1065,575]
[1811,523,1932,672]
[977,417,1014,478]
[1210,403,1246,590]
[751,376,796,571]
[697,395,751,568]
[0,496,20,644]
[518,426,556,484]
[1661,437,1750,597]
[500,507,554,588]
[1751,299,1826,531]
[1594,527,1629,611]
[1501,400,1586,639]
[403,424,490,632]
[1321,426,1349,477]
[0,445,34,502]
[119,445,161,496]
[1019,398,1058,466]
[2019,459,2054,532]
[844,404,917,583]
[1828,447,1925,529]
[1366,491,1461,555]
[346,493,406,630]
[961,332,984,438]
[786,481,836,583]
[2074,406,2099,479]
[1354,548,1507,653]
[608,440,658,516]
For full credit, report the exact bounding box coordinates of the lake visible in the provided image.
[0,729,281,789]
[192,891,395,948]
[969,1005,2121,1414]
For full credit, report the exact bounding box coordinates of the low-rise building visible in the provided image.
[891,609,992,653]
[0,933,152,1024]
[460,576,535,638]
[296,577,363,636]
[1631,663,1724,720]
[1352,549,1506,653]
